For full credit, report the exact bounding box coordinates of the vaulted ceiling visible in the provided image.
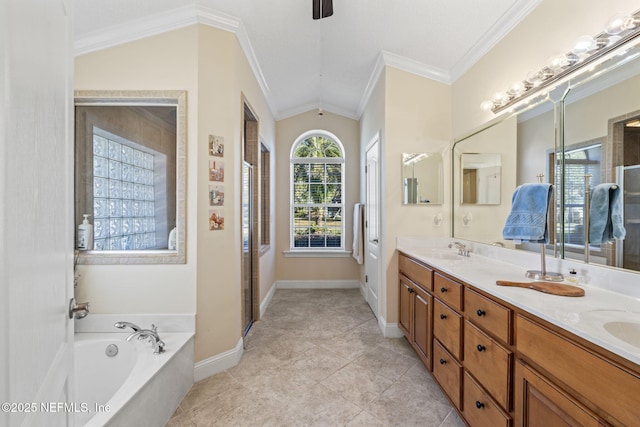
[74,0,541,120]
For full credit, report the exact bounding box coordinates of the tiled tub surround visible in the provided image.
[397,237,640,366]
[75,314,194,426]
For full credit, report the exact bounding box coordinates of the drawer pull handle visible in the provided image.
[476,309,486,317]
[440,314,447,320]
[440,287,447,293]
[477,344,486,352]
[439,358,446,365]
[475,401,485,409]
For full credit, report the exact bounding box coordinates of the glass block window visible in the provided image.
[92,129,160,250]
[290,133,345,250]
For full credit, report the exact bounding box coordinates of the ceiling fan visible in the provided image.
[313,0,333,20]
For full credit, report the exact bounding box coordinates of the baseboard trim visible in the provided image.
[193,337,243,382]
[276,280,361,289]
[379,316,403,338]
[260,282,277,318]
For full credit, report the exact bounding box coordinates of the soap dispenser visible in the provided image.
[77,214,94,250]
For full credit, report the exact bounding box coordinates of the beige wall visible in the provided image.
[382,67,452,323]
[360,67,451,325]
[452,0,640,137]
[75,25,277,364]
[195,25,276,361]
[74,26,199,315]
[275,110,361,282]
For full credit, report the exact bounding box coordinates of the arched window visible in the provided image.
[290,131,345,250]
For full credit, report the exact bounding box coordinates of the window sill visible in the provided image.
[283,250,352,258]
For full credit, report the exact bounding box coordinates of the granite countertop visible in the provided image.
[396,237,640,367]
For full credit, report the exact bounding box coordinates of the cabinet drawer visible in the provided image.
[433,299,462,360]
[399,254,433,292]
[517,315,640,427]
[434,273,463,311]
[433,339,462,410]
[465,288,512,344]
[463,371,510,427]
[464,321,512,410]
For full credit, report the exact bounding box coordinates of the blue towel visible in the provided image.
[502,183,552,243]
[589,183,625,244]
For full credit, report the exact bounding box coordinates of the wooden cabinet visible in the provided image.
[412,284,432,368]
[433,340,462,410]
[514,359,603,427]
[433,299,463,360]
[397,251,640,427]
[516,315,640,426]
[398,255,434,370]
[464,320,512,410]
[463,371,510,427]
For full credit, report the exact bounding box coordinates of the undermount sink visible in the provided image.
[603,321,640,348]
[580,310,640,349]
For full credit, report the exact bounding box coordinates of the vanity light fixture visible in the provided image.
[481,8,640,114]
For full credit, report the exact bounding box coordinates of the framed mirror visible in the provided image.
[402,153,444,205]
[74,90,186,264]
[561,39,640,272]
[461,153,501,205]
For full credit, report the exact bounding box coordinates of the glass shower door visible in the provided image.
[242,162,254,336]
[622,165,640,270]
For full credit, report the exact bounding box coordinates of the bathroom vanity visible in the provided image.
[397,240,640,427]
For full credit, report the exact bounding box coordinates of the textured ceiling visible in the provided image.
[74,0,540,119]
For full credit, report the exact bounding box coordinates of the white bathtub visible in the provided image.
[74,332,194,426]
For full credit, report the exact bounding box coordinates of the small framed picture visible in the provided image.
[209,159,224,182]
[209,135,224,157]
[209,209,224,231]
[209,184,224,206]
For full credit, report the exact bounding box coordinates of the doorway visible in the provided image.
[242,100,260,337]
[365,134,381,320]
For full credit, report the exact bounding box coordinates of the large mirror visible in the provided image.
[562,40,640,272]
[402,152,444,205]
[74,90,186,264]
[452,33,640,276]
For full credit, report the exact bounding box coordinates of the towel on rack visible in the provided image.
[352,203,364,264]
[502,183,553,243]
[589,183,626,244]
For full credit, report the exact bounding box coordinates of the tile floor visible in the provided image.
[168,289,466,426]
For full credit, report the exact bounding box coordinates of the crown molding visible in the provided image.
[450,0,541,82]
[382,51,451,84]
[356,52,386,119]
[74,5,276,118]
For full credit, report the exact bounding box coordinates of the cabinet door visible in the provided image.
[399,275,414,340]
[413,285,432,370]
[514,360,603,427]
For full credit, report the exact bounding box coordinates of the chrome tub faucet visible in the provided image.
[115,322,165,354]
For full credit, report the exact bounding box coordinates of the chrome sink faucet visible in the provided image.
[115,322,165,354]
[448,241,471,257]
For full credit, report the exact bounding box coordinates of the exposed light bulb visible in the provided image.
[604,12,634,35]
[572,35,596,56]
[509,81,526,96]
[547,54,568,71]
[492,92,508,106]
[480,100,494,111]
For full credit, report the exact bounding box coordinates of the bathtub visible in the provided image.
[74,332,194,426]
